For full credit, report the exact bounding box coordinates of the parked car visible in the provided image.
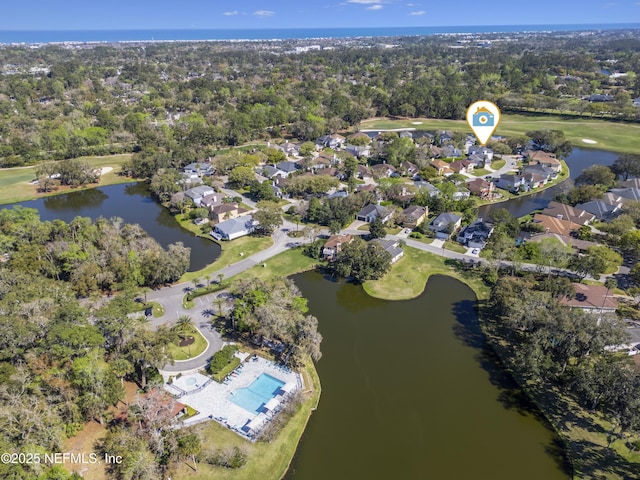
[471,248,479,254]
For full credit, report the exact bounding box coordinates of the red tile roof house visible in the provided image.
[560,283,618,313]
[322,234,354,261]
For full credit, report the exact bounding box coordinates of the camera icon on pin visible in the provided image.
[472,107,495,127]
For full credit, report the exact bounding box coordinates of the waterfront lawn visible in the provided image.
[180,236,274,283]
[174,358,321,480]
[360,114,640,154]
[0,154,133,205]
[236,248,319,283]
[363,246,490,300]
[166,326,208,361]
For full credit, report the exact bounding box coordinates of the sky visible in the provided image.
[2,0,640,30]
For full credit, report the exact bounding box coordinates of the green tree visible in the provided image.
[178,433,201,472]
[574,164,616,189]
[611,153,640,181]
[333,238,392,283]
[369,217,386,239]
[253,201,283,236]
[228,165,255,188]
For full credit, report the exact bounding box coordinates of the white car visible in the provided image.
[471,249,479,254]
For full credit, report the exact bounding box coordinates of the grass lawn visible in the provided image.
[166,326,208,361]
[0,154,133,205]
[235,248,319,283]
[357,223,370,231]
[443,240,467,253]
[174,358,321,480]
[181,236,274,283]
[363,246,490,300]
[386,226,402,235]
[490,159,506,170]
[360,114,640,154]
[471,168,491,177]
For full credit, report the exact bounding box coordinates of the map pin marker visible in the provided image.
[466,101,501,146]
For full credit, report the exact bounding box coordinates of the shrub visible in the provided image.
[409,232,423,239]
[207,344,239,374]
[206,447,248,469]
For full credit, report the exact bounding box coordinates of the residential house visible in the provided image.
[495,174,525,191]
[441,144,463,158]
[452,187,471,200]
[356,184,377,194]
[183,161,214,177]
[429,212,462,239]
[201,193,223,210]
[275,161,300,177]
[575,199,623,220]
[466,154,487,169]
[582,94,614,102]
[356,204,393,223]
[210,203,248,224]
[357,164,373,180]
[527,150,562,172]
[271,176,289,199]
[619,178,640,189]
[633,97,640,107]
[523,164,556,181]
[437,131,454,145]
[371,163,397,179]
[414,181,440,197]
[456,219,494,249]
[211,215,256,241]
[467,145,494,162]
[540,201,595,226]
[184,186,216,206]
[261,165,287,179]
[327,190,349,199]
[399,130,413,139]
[278,141,300,157]
[400,205,428,228]
[372,238,404,263]
[316,134,346,150]
[467,178,494,198]
[560,283,618,313]
[322,234,354,261]
[532,213,581,236]
[449,160,473,174]
[430,159,452,176]
[400,160,419,177]
[344,144,371,158]
[316,167,342,179]
[523,172,548,189]
[610,188,640,203]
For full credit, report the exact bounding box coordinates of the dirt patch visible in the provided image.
[178,336,195,347]
[100,166,114,175]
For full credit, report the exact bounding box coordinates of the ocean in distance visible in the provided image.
[2,24,640,44]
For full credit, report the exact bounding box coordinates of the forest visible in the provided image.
[0,30,638,169]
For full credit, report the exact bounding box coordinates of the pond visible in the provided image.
[2,182,221,271]
[285,271,570,480]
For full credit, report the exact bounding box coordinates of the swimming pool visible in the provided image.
[228,373,285,414]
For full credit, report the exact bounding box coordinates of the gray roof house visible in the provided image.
[495,174,525,192]
[275,161,300,176]
[456,219,494,249]
[356,204,393,223]
[372,239,404,264]
[575,199,622,220]
[211,215,256,241]
[414,181,440,197]
[429,212,462,239]
[467,145,494,162]
[262,165,287,179]
[441,145,463,158]
[610,188,640,203]
[344,145,371,158]
[184,186,216,206]
[183,162,214,177]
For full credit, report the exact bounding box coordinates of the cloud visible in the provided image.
[366,4,383,9]
[347,0,383,4]
[253,10,275,16]
[223,10,238,16]
[409,10,425,15]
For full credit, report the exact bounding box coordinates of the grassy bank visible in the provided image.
[0,154,133,205]
[235,248,319,283]
[361,114,640,154]
[363,246,490,301]
[180,235,274,284]
[174,357,321,480]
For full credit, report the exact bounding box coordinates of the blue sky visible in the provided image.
[2,0,640,30]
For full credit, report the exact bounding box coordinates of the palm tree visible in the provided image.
[602,278,617,312]
[174,315,195,356]
[213,297,225,318]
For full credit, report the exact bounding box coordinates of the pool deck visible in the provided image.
[163,353,303,438]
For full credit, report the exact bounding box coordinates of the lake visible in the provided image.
[285,272,570,480]
[2,182,221,271]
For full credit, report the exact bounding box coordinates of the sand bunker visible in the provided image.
[99,167,114,175]
[582,139,597,144]
[411,121,423,125]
